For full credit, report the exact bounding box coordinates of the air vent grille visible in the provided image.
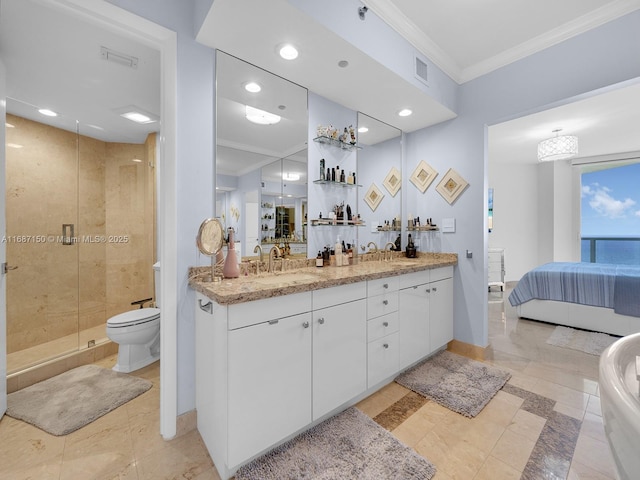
[101,46,138,69]
[414,56,428,86]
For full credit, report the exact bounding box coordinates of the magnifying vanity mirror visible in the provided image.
[357,112,402,252]
[215,51,308,259]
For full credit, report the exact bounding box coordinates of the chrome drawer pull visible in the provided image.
[302,321,310,328]
[426,288,431,293]
[318,317,325,325]
[383,283,388,289]
[198,299,213,314]
[433,287,438,292]
[383,343,389,349]
[268,319,279,325]
[383,300,388,305]
[383,321,389,327]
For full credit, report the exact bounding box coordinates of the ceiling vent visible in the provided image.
[414,55,429,86]
[100,46,138,69]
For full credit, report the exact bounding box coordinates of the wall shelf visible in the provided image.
[313,136,362,151]
[313,179,361,188]
[309,219,366,227]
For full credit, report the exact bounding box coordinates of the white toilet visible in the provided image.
[106,262,161,373]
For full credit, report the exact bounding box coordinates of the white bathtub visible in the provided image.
[599,332,640,480]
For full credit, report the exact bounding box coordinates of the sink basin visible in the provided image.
[251,272,320,285]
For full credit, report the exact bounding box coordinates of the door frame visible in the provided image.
[44,0,178,439]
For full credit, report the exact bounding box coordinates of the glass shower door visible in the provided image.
[4,100,81,374]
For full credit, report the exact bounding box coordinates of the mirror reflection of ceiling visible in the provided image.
[0,0,160,144]
[260,149,308,198]
[216,51,308,182]
[357,113,401,146]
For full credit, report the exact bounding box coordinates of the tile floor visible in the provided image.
[0,285,618,479]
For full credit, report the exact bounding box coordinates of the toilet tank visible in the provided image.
[153,262,161,307]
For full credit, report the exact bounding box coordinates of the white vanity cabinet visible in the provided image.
[227,311,312,467]
[312,282,367,420]
[194,264,454,479]
[398,266,454,370]
[366,277,400,387]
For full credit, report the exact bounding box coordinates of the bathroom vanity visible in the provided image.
[190,253,456,479]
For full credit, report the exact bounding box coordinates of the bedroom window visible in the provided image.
[580,160,640,265]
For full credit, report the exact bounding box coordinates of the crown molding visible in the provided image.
[364,0,640,85]
[362,0,463,83]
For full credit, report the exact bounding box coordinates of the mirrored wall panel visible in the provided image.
[357,113,402,252]
[215,51,308,258]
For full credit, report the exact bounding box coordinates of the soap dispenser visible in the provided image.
[405,233,417,258]
[335,236,343,267]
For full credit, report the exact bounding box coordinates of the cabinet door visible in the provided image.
[228,312,312,467]
[368,332,400,388]
[312,299,367,420]
[429,278,453,352]
[398,284,429,370]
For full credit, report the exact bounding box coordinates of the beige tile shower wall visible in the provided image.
[5,114,81,353]
[105,140,155,319]
[5,114,156,355]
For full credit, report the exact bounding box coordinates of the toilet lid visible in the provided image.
[107,307,160,327]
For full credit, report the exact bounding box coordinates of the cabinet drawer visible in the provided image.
[430,266,453,282]
[228,291,312,330]
[313,281,366,310]
[399,270,429,290]
[366,292,399,320]
[367,276,399,297]
[367,311,399,342]
[367,332,400,388]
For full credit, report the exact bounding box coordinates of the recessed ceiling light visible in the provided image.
[244,82,261,93]
[38,108,58,117]
[7,143,23,149]
[358,126,369,133]
[278,44,298,60]
[282,172,300,181]
[132,158,143,163]
[398,109,412,117]
[121,111,152,123]
[245,105,281,125]
[114,105,158,124]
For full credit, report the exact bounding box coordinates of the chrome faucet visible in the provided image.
[253,244,263,262]
[384,242,396,261]
[366,241,378,253]
[268,245,281,273]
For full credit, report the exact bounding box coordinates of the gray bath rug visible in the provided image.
[235,407,436,480]
[395,350,511,418]
[546,325,617,355]
[6,364,152,436]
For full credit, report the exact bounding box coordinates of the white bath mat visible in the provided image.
[546,326,618,356]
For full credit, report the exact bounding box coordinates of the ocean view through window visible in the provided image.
[581,162,640,265]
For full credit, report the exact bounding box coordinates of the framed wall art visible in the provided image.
[410,160,438,193]
[383,167,401,197]
[436,168,469,205]
[364,183,384,211]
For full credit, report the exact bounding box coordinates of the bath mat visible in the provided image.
[546,325,618,355]
[235,407,436,480]
[395,350,511,418]
[6,364,152,436]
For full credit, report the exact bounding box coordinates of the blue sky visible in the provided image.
[581,162,640,237]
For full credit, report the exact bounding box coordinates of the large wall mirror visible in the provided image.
[215,51,308,258]
[357,113,402,251]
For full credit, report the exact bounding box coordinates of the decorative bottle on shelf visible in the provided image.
[406,233,417,258]
[223,228,240,278]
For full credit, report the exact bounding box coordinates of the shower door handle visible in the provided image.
[62,224,75,245]
[1,263,18,274]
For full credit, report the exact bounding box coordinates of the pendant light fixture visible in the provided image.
[537,129,578,162]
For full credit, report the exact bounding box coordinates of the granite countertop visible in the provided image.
[189,252,457,305]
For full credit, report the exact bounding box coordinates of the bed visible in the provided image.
[508,262,640,336]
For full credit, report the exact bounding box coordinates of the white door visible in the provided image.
[1,59,8,417]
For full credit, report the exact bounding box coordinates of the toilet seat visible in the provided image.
[107,307,160,328]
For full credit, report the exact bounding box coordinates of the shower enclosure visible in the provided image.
[4,104,156,375]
